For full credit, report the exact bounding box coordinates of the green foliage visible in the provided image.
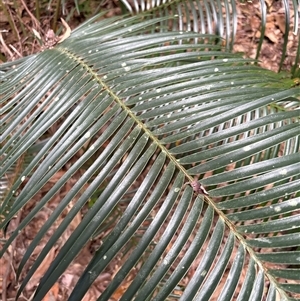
[1,2,300,301]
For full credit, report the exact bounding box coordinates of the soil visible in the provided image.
[0,1,299,301]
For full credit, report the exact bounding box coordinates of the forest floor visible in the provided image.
[0,1,299,301]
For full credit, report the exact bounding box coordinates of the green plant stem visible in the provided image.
[0,0,19,41]
[52,0,61,32]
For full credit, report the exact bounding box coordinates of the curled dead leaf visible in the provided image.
[58,18,71,44]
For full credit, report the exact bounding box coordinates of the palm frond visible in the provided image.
[1,13,299,301]
[118,0,300,75]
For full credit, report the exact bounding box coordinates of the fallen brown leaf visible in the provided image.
[27,247,56,290]
[42,282,59,301]
[58,18,71,44]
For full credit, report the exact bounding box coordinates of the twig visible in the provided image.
[19,0,41,31]
[2,211,22,301]
[9,44,22,58]
[0,32,13,59]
